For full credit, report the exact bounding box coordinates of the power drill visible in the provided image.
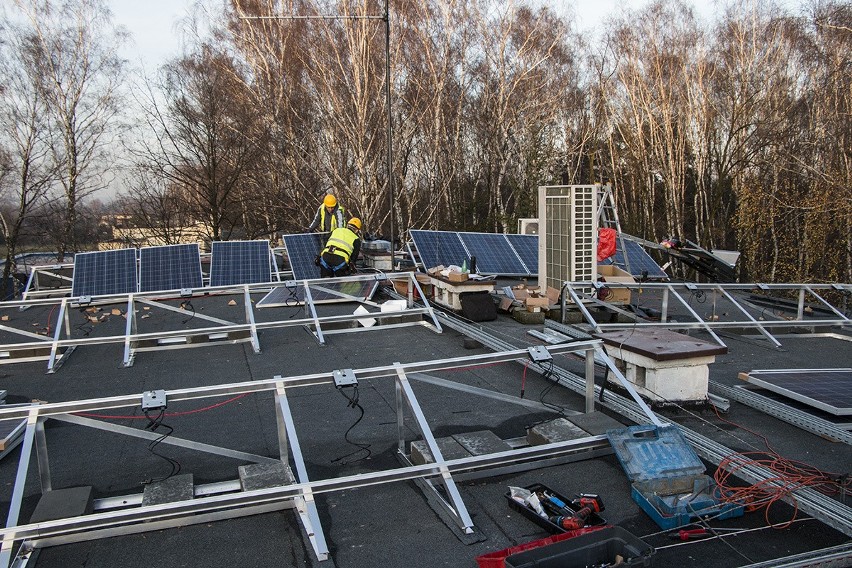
[541,493,604,530]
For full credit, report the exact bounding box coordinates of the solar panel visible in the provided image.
[139,244,203,292]
[257,280,379,306]
[505,234,538,275]
[71,249,138,297]
[459,233,528,275]
[282,233,327,281]
[409,230,469,271]
[601,238,667,279]
[209,241,273,286]
[742,369,852,416]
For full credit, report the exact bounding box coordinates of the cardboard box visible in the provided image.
[546,286,562,305]
[498,297,515,313]
[446,271,469,283]
[512,287,530,301]
[525,296,549,310]
[597,265,635,304]
[393,273,432,298]
[427,265,445,276]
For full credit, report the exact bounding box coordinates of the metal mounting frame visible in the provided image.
[562,281,852,347]
[0,273,442,373]
[0,343,618,566]
[19,264,74,302]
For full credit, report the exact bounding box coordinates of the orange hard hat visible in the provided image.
[323,194,337,208]
[348,218,362,230]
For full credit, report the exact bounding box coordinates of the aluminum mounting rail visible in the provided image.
[562,281,852,347]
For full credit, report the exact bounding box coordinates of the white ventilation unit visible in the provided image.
[537,185,598,293]
[518,218,539,235]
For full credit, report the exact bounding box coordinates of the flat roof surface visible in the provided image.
[0,281,850,568]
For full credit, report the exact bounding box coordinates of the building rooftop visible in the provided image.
[0,269,850,568]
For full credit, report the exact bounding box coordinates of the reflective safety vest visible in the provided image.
[319,205,345,232]
[323,227,358,262]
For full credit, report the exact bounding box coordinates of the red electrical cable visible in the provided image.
[74,393,249,420]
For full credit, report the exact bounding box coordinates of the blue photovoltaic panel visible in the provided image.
[71,248,138,297]
[601,238,668,279]
[282,232,327,281]
[409,230,469,270]
[744,370,852,416]
[459,233,527,276]
[139,244,203,292]
[209,241,273,286]
[505,234,538,275]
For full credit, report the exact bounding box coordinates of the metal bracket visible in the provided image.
[142,389,167,411]
[527,346,552,363]
[332,369,358,388]
[180,288,193,297]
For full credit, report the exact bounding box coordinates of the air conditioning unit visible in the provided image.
[518,218,538,235]
[538,185,598,293]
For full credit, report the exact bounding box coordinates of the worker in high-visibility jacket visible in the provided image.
[306,194,346,233]
[317,218,362,278]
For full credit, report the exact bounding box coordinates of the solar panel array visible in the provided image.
[600,238,668,279]
[505,234,538,274]
[744,369,852,416]
[281,232,327,281]
[409,229,665,279]
[209,241,273,286]
[71,249,138,297]
[409,230,470,272]
[139,244,203,292]
[459,233,528,275]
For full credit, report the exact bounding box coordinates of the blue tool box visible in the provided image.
[606,425,744,530]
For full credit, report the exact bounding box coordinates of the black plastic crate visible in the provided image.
[504,526,654,568]
[505,483,607,534]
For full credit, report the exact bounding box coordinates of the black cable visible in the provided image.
[536,359,568,416]
[142,409,181,484]
[282,281,303,310]
[331,385,372,465]
[179,299,195,324]
[75,307,94,336]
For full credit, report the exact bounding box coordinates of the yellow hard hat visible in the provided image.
[323,194,337,208]
[348,217,362,230]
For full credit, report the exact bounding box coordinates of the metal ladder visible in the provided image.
[596,184,632,275]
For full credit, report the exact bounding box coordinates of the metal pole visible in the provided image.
[384,0,396,264]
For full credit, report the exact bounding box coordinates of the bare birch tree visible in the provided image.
[13,0,126,259]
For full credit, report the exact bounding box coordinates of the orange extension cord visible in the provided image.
[710,404,850,528]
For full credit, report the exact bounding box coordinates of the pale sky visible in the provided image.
[109,1,683,70]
